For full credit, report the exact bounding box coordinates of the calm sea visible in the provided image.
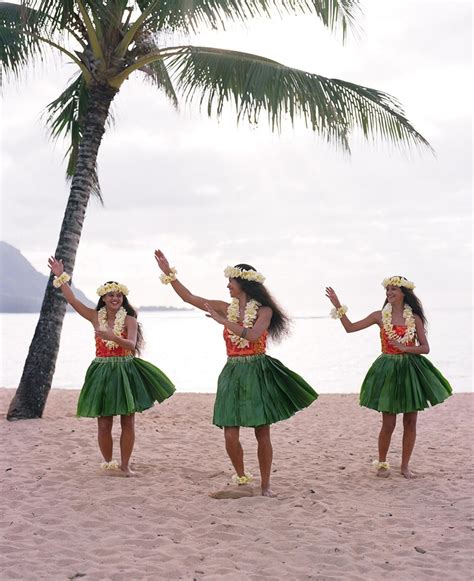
[0,310,471,393]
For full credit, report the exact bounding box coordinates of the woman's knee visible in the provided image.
[98,416,113,434]
[403,413,417,431]
[254,425,271,443]
[224,427,240,446]
[381,414,396,434]
[120,414,135,430]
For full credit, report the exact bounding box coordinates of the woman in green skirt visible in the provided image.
[326,276,452,479]
[48,256,175,476]
[155,250,317,497]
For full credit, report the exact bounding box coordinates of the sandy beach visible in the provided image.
[1,389,472,580]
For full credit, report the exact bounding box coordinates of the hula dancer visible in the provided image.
[326,276,452,479]
[48,256,175,476]
[155,250,317,497]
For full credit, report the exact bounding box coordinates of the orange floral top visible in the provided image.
[380,325,416,355]
[95,331,133,358]
[224,327,267,357]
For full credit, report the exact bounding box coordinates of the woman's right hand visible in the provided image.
[48,256,64,277]
[154,249,172,274]
[325,286,341,308]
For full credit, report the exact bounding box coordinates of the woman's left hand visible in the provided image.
[204,302,225,325]
[95,327,115,341]
[388,339,408,352]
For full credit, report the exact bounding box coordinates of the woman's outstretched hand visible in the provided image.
[325,286,341,308]
[204,302,225,325]
[48,256,64,277]
[154,249,171,274]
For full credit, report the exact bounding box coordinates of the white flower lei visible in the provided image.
[381,303,416,345]
[382,276,415,290]
[96,282,129,297]
[224,266,265,284]
[98,306,127,349]
[227,298,261,348]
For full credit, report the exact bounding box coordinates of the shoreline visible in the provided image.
[3,387,473,396]
[1,390,473,580]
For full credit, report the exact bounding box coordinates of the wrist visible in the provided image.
[160,267,177,285]
[330,305,348,319]
[53,272,71,288]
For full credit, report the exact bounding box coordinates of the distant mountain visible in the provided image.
[0,241,94,312]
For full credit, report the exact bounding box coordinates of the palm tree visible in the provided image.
[1,0,430,420]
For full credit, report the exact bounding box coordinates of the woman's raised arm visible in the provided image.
[48,256,96,322]
[325,286,380,332]
[154,249,228,315]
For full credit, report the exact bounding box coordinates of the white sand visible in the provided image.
[1,389,473,580]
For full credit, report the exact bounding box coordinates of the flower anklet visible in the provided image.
[232,473,253,485]
[100,460,119,471]
[373,460,390,471]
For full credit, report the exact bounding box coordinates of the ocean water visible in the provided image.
[0,309,471,393]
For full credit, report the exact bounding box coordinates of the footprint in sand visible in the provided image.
[209,486,259,499]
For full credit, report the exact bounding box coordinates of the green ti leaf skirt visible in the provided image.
[359,354,452,414]
[76,356,175,417]
[213,354,318,428]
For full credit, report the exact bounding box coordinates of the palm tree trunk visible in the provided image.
[7,82,118,420]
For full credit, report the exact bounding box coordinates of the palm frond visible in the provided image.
[165,46,431,151]
[0,1,89,78]
[25,0,74,26]
[26,0,87,34]
[136,0,360,37]
[45,74,102,201]
[24,1,114,49]
[133,32,178,107]
[0,2,47,75]
[140,57,179,109]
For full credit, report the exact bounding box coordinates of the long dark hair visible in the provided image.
[383,275,427,330]
[232,264,290,342]
[96,283,144,355]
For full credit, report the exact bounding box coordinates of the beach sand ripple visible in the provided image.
[1,390,472,580]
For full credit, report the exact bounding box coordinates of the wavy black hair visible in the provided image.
[96,283,144,355]
[383,275,427,330]
[231,264,290,342]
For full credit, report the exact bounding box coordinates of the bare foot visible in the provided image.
[373,460,390,478]
[261,487,277,497]
[100,460,119,472]
[119,465,135,477]
[401,466,416,479]
[376,467,391,478]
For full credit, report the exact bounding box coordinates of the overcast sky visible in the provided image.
[1,0,472,317]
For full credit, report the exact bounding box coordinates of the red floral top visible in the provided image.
[380,325,416,355]
[95,331,132,358]
[224,327,267,357]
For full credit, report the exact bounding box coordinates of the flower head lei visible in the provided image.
[98,306,127,349]
[224,266,265,284]
[382,303,416,345]
[96,282,129,297]
[227,298,261,348]
[382,276,415,291]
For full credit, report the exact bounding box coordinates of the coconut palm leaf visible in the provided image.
[0,1,91,79]
[140,57,179,108]
[45,74,102,200]
[0,1,48,75]
[26,0,95,33]
[137,0,359,37]
[165,46,431,151]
